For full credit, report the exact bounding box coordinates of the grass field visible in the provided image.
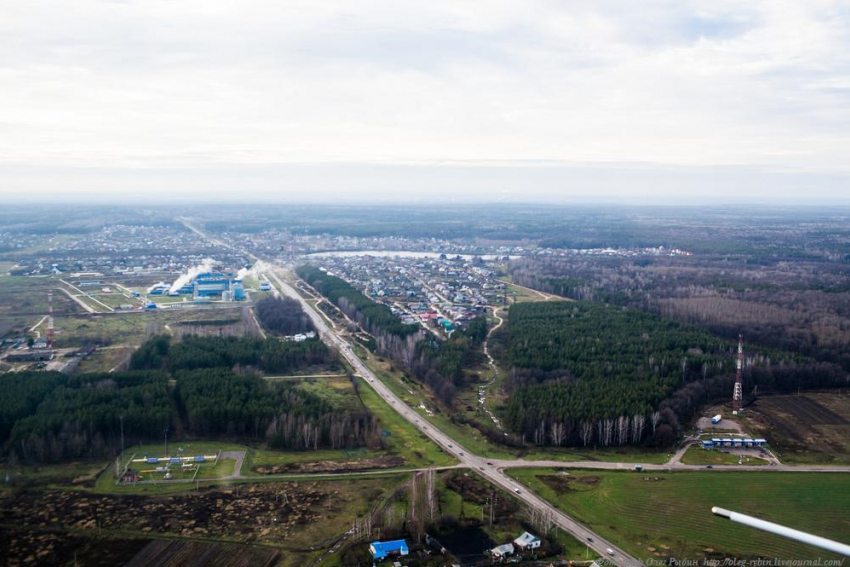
[680,447,768,466]
[355,376,457,468]
[748,392,850,465]
[507,469,850,560]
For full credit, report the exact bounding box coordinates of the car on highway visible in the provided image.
[586,537,593,542]
[706,465,713,469]
[448,444,453,448]
[487,461,493,466]
[606,548,615,556]
[514,488,521,494]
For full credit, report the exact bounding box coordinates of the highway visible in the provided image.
[260,265,641,563]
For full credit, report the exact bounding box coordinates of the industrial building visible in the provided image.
[146,272,245,301]
[703,438,767,449]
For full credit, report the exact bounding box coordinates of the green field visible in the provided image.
[354,376,457,468]
[681,446,768,466]
[507,469,850,560]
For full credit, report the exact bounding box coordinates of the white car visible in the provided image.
[606,548,615,556]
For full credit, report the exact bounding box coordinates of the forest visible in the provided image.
[131,334,333,374]
[255,296,314,335]
[507,253,850,372]
[1,335,379,463]
[408,317,488,405]
[497,301,846,447]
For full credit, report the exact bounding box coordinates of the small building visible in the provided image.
[121,471,141,483]
[369,540,409,561]
[754,438,767,447]
[702,440,715,449]
[513,531,541,551]
[6,350,54,362]
[491,543,515,558]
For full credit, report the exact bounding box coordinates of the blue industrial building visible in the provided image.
[702,438,767,449]
[192,272,245,300]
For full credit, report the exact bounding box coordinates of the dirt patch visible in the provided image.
[539,474,574,494]
[254,454,405,474]
[444,471,519,516]
[124,539,279,567]
[0,530,149,567]
[748,393,850,462]
[1,482,354,547]
[575,475,600,485]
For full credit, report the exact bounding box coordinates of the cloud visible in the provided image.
[0,1,848,202]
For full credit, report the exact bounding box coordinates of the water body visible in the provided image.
[305,250,519,261]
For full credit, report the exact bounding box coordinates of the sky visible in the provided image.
[1,1,849,204]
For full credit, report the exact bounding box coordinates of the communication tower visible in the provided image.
[732,334,744,411]
[47,290,55,348]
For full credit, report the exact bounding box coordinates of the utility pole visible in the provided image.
[119,415,124,455]
[164,427,169,456]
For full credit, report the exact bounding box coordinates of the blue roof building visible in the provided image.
[369,540,409,560]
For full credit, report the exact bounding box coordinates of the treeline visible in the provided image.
[499,301,846,447]
[297,266,419,340]
[131,335,333,374]
[409,318,487,404]
[175,368,381,450]
[297,266,492,406]
[255,296,314,335]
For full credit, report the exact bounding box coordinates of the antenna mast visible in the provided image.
[732,334,743,411]
[47,290,55,348]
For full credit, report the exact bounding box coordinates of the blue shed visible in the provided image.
[193,456,206,463]
[146,457,159,464]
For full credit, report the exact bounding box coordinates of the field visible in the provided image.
[747,392,850,464]
[680,447,768,466]
[0,476,403,567]
[507,469,850,561]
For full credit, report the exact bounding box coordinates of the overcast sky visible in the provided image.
[1,1,849,204]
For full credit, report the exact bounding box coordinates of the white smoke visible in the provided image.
[236,261,271,281]
[170,258,216,293]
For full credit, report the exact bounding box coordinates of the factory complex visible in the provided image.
[146,271,246,302]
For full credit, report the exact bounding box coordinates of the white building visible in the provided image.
[491,543,514,558]
[513,531,541,551]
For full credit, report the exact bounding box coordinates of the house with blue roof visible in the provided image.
[369,539,409,560]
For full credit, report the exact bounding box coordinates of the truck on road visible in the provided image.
[711,414,722,424]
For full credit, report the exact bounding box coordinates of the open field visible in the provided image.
[680,446,768,466]
[507,469,850,561]
[75,345,137,373]
[0,476,403,567]
[48,307,245,348]
[354,376,457,468]
[0,276,81,326]
[747,392,850,465]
